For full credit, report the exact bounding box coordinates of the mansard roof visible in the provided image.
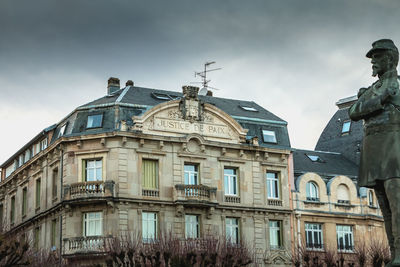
[293,148,358,179]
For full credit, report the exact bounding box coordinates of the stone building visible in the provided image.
[0,78,293,265]
[291,96,385,256]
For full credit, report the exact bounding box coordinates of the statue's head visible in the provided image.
[366,39,398,77]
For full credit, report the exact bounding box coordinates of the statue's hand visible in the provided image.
[358,87,368,98]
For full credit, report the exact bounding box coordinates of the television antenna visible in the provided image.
[192,61,221,96]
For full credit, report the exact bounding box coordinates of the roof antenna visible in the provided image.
[192,61,221,96]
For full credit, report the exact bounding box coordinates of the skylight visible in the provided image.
[306,154,324,163]
[152,93,181,100]
[240,106,258,112]
[342,121,351,133]
[262,130,277,143]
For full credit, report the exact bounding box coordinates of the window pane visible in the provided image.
[87,114,103,128]
[262,130,277,143]
[142,160,158,189]
[342,121,351,133]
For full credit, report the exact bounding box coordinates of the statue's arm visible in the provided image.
[349,88,384,121]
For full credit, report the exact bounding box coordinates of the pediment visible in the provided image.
[133,99,248,144]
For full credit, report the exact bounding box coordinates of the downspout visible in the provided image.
[59,145,64,267]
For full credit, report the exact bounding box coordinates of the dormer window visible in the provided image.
[87,114,103,129]
[59,124,67,137]
[342,121,351,134]
[240,105,258,112]
[262,130,277,143]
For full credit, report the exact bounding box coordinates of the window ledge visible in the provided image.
[304,200,324,205]
[368,205,378,209]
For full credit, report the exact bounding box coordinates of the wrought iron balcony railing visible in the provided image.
[64,180,115,200]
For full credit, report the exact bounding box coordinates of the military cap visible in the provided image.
[366,39,398,58]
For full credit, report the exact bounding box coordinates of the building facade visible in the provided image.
[0,78,293,265]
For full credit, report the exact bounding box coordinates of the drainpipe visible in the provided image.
[59,145,64,267]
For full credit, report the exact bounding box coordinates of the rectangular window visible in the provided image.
[262,130,277,143]
[142,160,158,189]
[224,168,238,196]
[5,165,14,178]
[52,169,58,199]
[10,196,15,224]
[36,179,41,209]
[35,143,40,155]
[142,212,157,242]
[342,121,351,134]
[18,154,24,167]
[305,223,323,249]
[337,225,354,251]
[22,187,27,216]
[40,139,47,151]
[226,217,239,244]
[184,164,198,185]
[24,150,30,163]
[84,159,102,181]
[267,172,280,199]
[269,220,282,249]
[34,227,40,249]
[83,212,103,236]
[87,114,103,128]
[185,215,199,239]
[58,124,67,137]
[51,219,57,247]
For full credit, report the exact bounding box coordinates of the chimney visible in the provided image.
[126,80,134,87]
[206,90,213,96]
[107,77,120,95]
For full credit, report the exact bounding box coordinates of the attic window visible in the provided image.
[262,130,277,143]
[342,121,351,134]
[58,124,67,137]
[240,106,258,112]
[87,114,103,129]
[306,154,324,163]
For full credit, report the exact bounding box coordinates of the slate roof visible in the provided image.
[315,105,363,165]
[293,149,358,179]
[81,86,287,123]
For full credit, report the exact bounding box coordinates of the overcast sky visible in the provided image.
[1,0,399,164]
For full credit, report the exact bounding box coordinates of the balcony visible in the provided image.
[267,199,282,206]
[173,184,217,206]
[63,236,111,255]
[64,180,115,201]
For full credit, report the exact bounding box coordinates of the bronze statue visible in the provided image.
[349,39,400,266]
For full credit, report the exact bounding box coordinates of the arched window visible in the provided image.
[337,184,350,204]
[368,191,374,206]
[306,182,319,201]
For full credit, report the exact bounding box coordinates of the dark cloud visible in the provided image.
[1,0,400,162]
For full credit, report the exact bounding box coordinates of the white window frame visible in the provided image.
[336,225,354,251]
[142,212,157,242]
[184,164,198,185]
[305,223,323,249]
[269,220,282,249]
[83,212,103,236]
[226,217,239,244]
[368,190,374,206]
[224,168,238,196]
[306,182,319,201]
[41,139,47,151]
[267,172,280,199]
[185,214,200,239]
[85,159,102,181]
[262,130,277,143]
